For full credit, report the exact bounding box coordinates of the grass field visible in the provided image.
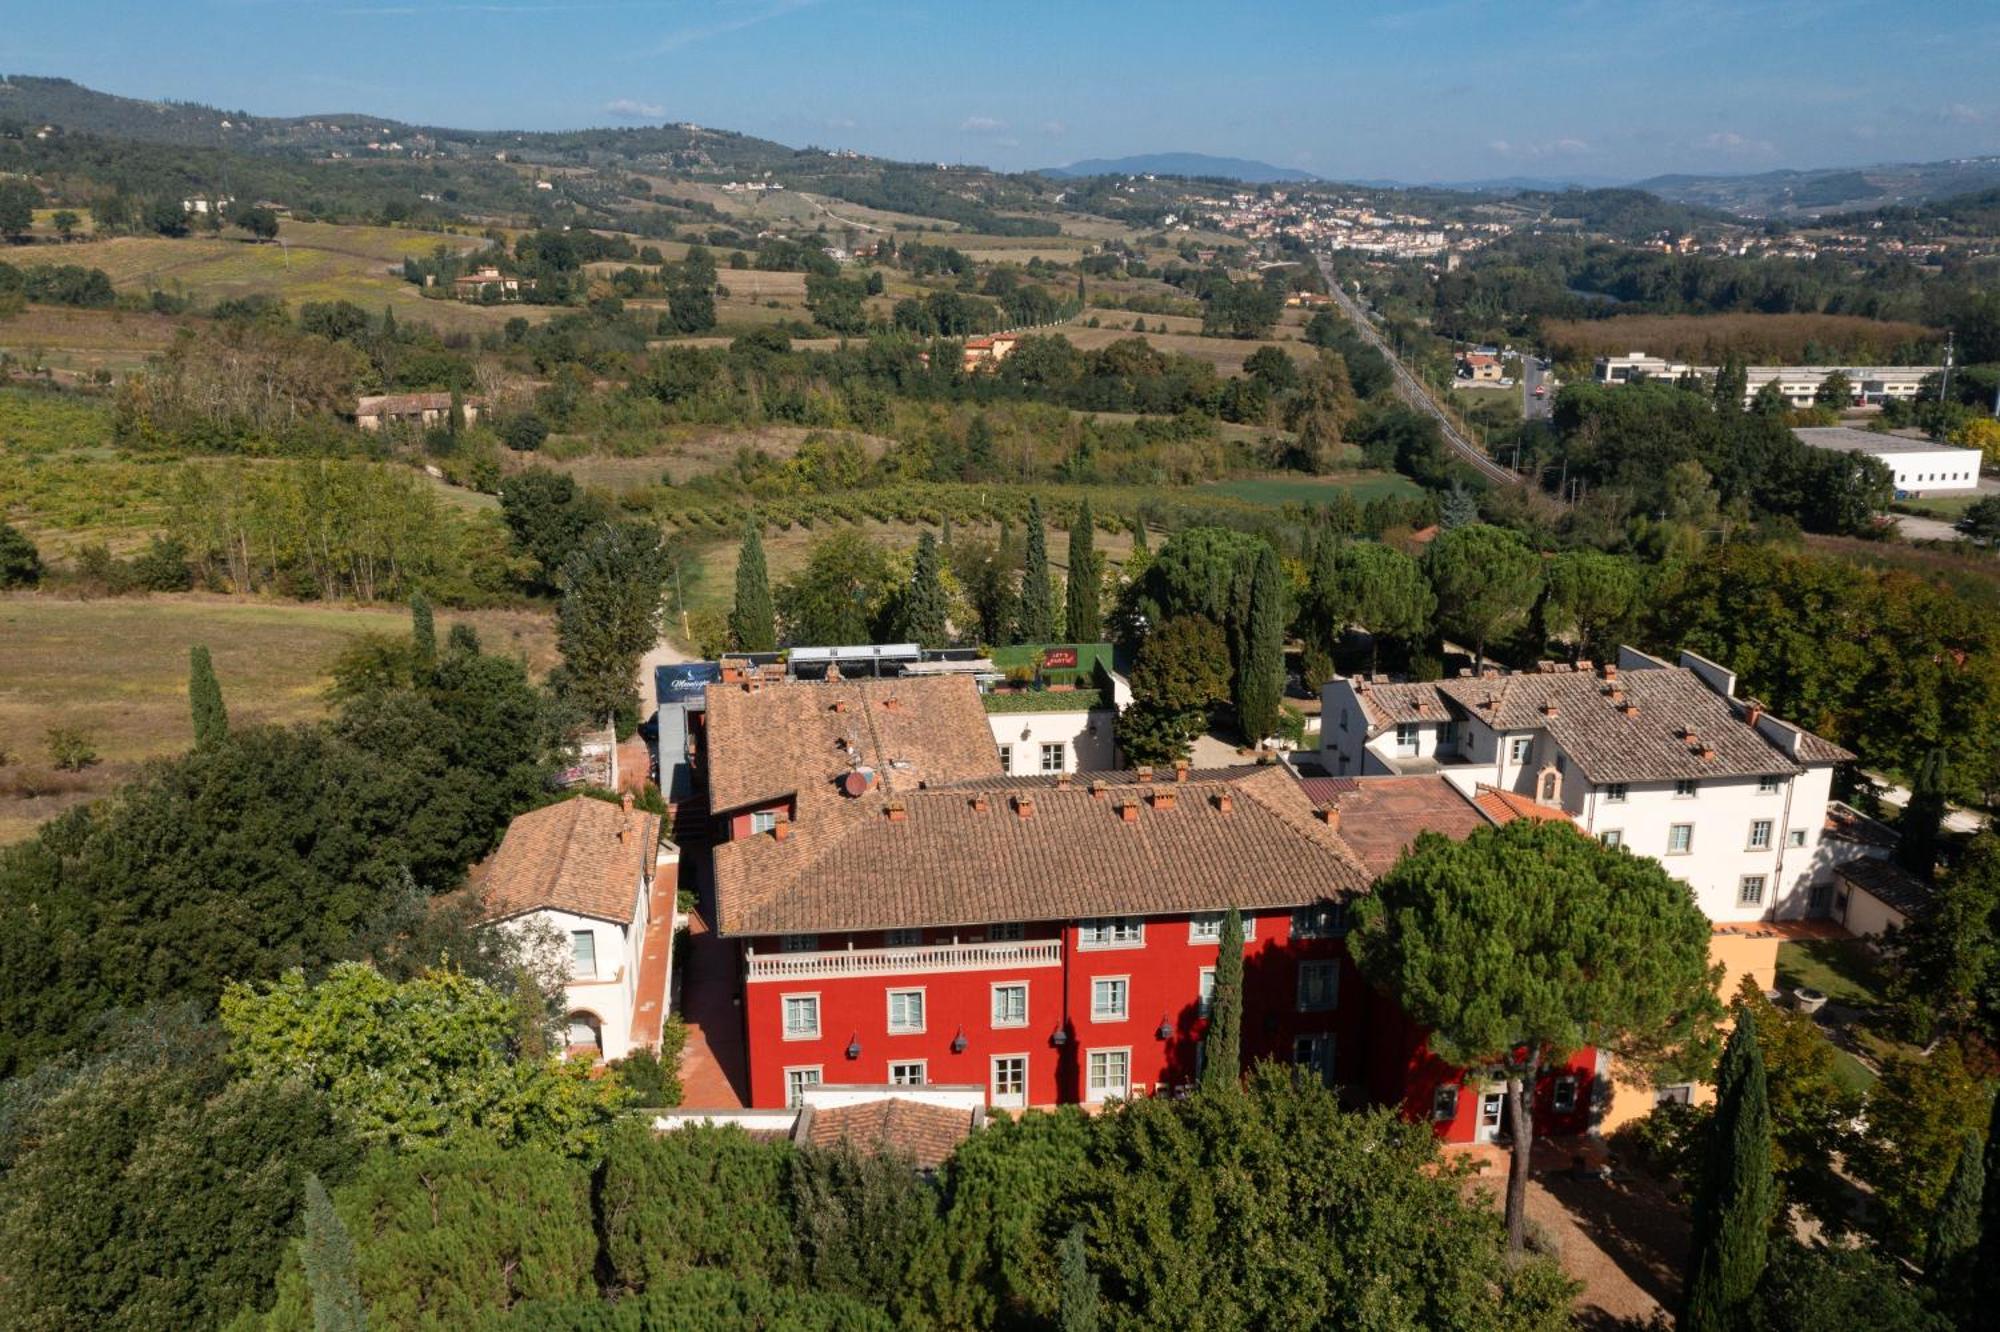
[1060,324,1310,373]
[28,222,538,336]
[1542,312,1937,366]
[0,306,191,379]
[0,594,556,845]
[1805,533,2000,612]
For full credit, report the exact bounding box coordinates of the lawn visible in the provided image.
[1774,937,1886,1009]
[0,594,556,845]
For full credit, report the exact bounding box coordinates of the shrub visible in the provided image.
[44,726,98,772]
[0,521,40,587]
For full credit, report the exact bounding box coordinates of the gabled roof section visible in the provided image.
[1435,664,1846,784]
[712,764,1372,937]
[1306,775,1492,876]
[1345,680,1455,735]
[703,675,1001,815]
[475,796,662,925]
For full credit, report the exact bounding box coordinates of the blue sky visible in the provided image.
[7,0,1998,181]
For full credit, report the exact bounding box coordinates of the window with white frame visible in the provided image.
[1758,774,1781,795]
[1600,830,1624,849]
[782,994,820,1040]
[1739,875,1766,907]
[1432,1084,1460,1122]
[1786,828,1807,848]
[1395,722,1419,752]
[1667,824,1693,855]
[785,1067,821,1107]
[1091,977,1129,1022]
[570,930,596,977]
[1604,783,1628,803]
[988,922,1026,941]
[1040,742,1066,773]
[780,933,818,953]
[1675,778,1699,798]
[1294,1034,1335,1087]
[889,1060,926,1087]
[1748,819,1773,850]
[1079,918,1143,949]
[1297,960,1339,1012]
[1189,913,1255,944]
[991,1055,1027,1104]
[887,989,926,1034]
[1086,1049,1130,1100]
[1552,1076,1578,1113]
[997,743,1013,772]
[883,928,922,948]
[1290,901,1347,939]
[1508,737,1532,764]
[750,810,777,835]
[991,982,1028,1028]
[1198,966,1216,1017]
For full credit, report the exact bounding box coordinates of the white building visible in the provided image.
[477,794,678,1060]
[986,668,1130,776]
[1592,353,1938,409]
[1792,426,1982,496]
[1319,647,1856,923]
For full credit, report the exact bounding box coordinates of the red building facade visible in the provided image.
[702,675,1599,1142]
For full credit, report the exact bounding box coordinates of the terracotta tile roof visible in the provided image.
[1311,775,1493,876]
[1834,856,1933,918]
[1347,681,1451,734]
[712,763,1372,936]
[703,676,1001,815]
[474,796,662,925]
[800,1098,979,1168]
[355,392,458,415]
[1470,786,1574,826]
[1434,666,1840,784]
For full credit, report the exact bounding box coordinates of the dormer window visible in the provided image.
[750,810,778,835]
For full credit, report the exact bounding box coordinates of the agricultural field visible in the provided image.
[1541,312,1938,366]
[1060,323,1312,373]
[1194,472,1420,506]
[21,221,540,335]
[0,305,190,380]
[0,594,558,845]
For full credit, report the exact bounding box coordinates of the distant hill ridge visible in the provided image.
[1039,153,1317,184]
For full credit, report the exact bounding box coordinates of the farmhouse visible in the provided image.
[352,391,483,431]
[451,265,534,302]
[475,794,678,1061]
[1455,351,1503,381]
[961,332,1019,372]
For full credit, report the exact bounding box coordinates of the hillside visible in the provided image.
[1634,156,2000,217]
[1040,153,1317,184]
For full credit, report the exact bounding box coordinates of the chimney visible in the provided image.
[1013,793,1034,819]
[1575,659,1594,674]
[831,699,849,713]
[621,792,635,814]
[1174,760,1190,784]
[1744,700,1764,729]
[1056,771,1073,788]
[880,696,899,711]
[772,820,790,842]
[1150,787,1176,811]
[1136,765,1154,784]
[1602,663,1618,682]
[1698,744,1715,761]
[970,793,989,812]
[1540,701,1558,718]
[1619,700,1638,717]
[1680,726,1697,743]
[1089,778,1108,799]
[1316,806,1341,831]
[619,792,636,842]
[1212,791,1233,813]
[1117,797,1140,823]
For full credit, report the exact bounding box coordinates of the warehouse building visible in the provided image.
[1791,427,1982,496]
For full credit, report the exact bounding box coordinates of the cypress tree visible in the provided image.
[1978,1088,2000,1309]
[1928,1129,1984,1287]
[1058,1223,1099,1332]
[1130,515,1149,557]
[1900,748,1947,878]
[902,531,949,648]
[409,592,436,680]
[1065,501,1101,644]
[729,524,777,652]
[1234,546,1285,743]
[1016,499,1055,643]
[1201,907,1244,1091]
[188,644,227,749]
[1685,1008,1776,1332]
[300,1173,366,1332]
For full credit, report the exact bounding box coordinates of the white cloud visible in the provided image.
[960,115,1009,133]
[1700,130,1777,157]
[605,98,665,121]
[651,0,821,55]
[1488,137,1590,160]
[1040,120,1067,138]
[1942,103,1985,125]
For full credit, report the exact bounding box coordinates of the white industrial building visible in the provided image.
[1591,353,1938,408]
[1792,426,1982,496]
[1319,647,1856,924]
